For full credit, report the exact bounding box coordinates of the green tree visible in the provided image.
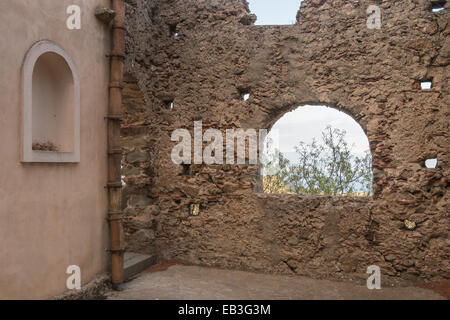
[290,126,372,195]
[263,126,373,196]
[261,138,291,194]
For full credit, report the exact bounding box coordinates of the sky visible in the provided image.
[247,0,303,25]
[246,1,370,163]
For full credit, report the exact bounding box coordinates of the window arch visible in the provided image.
[22,40,80,163]
[262,105,372,196]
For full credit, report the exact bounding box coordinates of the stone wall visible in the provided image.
[121,0,449,283]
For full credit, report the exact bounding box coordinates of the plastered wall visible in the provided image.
[0,0,111,299]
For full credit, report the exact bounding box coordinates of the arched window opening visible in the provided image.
[22,40,80,163]
[247,0,303,25]
[262,106,373,196]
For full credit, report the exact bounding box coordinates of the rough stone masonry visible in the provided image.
[120,0,449,284]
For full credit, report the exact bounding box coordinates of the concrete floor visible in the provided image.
[106,265,445,300]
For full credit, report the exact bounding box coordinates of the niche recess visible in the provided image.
[22,40,80,163]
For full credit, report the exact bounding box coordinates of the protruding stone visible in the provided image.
[404,220,417,231]
[239,14,256,25]
[95,6,115,24]
[311,0,326,7]
[126,150,150,163]
[129,195,152,207]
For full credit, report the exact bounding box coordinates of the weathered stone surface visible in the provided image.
[122,166,141,177]
[129,195,152,207]
[126,150,150,164]
[132,229,156,242]
[121,0,449,283]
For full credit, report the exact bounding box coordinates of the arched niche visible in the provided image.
[22,40,80,163]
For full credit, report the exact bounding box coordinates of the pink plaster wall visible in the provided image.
[0,0,111,299]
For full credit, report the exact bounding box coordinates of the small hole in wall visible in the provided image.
[431,1,446,12]
[425,158,438,168]
[164,100,174,110]
[421,81,433,90]
[237,87,251,101]
[169,24,178,37]
[182,164,191,176]
[189,203,200,216]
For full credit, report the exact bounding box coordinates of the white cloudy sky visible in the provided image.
[247,0,370,163]
[247,0,302,25]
